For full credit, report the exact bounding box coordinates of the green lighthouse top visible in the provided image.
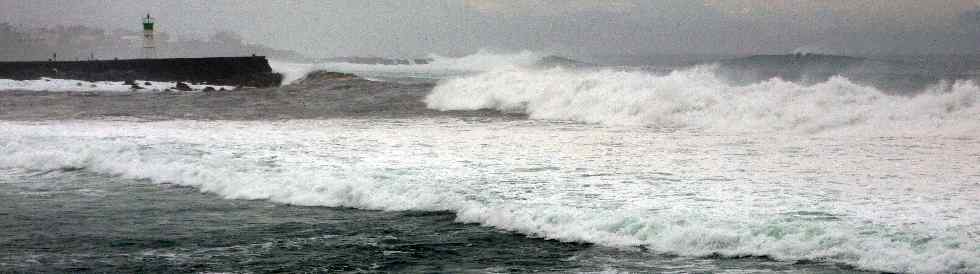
[143,14,154,31]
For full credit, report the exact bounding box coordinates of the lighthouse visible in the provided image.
[142,13,156,59]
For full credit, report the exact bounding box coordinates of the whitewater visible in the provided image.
[270,50,545,84]
[0,78,235,93]
[2,52,979,273]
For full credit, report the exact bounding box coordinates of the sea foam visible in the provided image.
[0,78,233,92]
[1,120,977,273]
[425,65,980,134]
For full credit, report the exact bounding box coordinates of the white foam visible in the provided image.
[425,66,980,135]
[0,119,977,273]
[0,78,234,92]
[268,60,318,85]
[271,50,545,84]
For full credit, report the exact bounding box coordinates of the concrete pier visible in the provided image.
[0,56,283,87]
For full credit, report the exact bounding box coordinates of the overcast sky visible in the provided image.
[2,0,978,58]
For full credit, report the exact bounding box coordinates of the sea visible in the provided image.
[0,51,978,273]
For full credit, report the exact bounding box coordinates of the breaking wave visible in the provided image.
[272,50,545,84]
[0,120,977,273]
[426,66,980,134]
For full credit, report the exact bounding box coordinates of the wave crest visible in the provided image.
[425,66,980,134]
[1,120,978,273]
[272,50,547,84]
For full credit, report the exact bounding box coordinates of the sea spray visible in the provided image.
[426,65,980,134]
[271,50,545,84]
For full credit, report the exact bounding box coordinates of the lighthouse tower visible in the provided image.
[142,14,156,59]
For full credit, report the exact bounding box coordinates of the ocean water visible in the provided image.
[1,53,979,273]
[0,78,233,93]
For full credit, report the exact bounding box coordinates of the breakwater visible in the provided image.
[0,56,282,87]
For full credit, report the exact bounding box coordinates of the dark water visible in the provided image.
[0,168,867,273]
[6,61,969,272]
[0,76,437,121]
[0,169,581,273]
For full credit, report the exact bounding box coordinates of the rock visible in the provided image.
[124,79,136,85]
[130,84,144,90]
[76,82,83,86]
[202,86,216,92]
[294,71,358,85]
[145,82,153,85]
[219,87,227,91]
[174,82,192,91]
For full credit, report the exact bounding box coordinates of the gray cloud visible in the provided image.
[1,0,977,58]
[462,0,637,16]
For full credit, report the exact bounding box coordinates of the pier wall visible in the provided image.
[0,56,282,87]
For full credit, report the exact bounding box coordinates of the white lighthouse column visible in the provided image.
[142,14,156,59]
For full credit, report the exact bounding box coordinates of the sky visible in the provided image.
[1,0,978,58]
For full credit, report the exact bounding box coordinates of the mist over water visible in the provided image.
[2,51,979,273]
